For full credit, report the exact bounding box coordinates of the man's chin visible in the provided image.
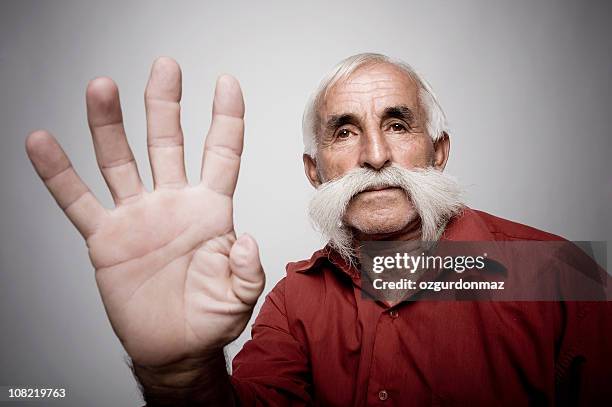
[345,210,419,239]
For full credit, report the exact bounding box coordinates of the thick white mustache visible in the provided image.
[308,165,464,262]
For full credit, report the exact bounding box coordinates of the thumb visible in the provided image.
[229,233,265,305]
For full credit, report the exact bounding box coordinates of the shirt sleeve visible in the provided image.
[553,242,612,405]
[230,277,313,406]
[555,301,612,405]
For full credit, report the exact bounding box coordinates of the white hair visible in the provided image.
[308,165,464,263]
[302,53,448,157]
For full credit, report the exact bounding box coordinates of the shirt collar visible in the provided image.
[440,207,496,241]
[287,245,358,278]
[289,207,497,279]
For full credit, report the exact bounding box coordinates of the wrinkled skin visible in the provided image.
[303,62,450,240]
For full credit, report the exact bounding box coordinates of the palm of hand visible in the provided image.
[26,58,264,367]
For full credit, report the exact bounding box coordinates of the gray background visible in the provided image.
[1,0,610,405]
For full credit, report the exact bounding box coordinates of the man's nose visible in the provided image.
[359,129,392,170]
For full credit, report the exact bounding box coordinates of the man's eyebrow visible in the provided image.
[324,113,359,132]
[382,105,415,124]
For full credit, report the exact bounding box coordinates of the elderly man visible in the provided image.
[26,53,610,406]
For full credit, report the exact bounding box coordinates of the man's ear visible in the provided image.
[433,132,450,171]
[303,153,322,188]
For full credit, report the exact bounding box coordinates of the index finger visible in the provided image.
[200,75,245,197]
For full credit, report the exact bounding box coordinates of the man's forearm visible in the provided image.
[132,350,237,407]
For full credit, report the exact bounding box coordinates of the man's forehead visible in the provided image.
[321,63,420,116]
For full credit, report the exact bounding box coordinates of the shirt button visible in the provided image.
[389,310,399,319]
[378,390,388,401]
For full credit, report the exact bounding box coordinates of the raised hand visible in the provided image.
[25,58,265,368]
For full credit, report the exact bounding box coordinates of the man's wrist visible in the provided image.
[132,351,236,407]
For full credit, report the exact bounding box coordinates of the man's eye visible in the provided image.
[389,123,407,132]
[336,129,352,139]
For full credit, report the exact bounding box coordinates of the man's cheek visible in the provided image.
[317,152,359,181]
[390,138,434,168]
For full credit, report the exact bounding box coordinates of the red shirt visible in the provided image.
[230,208,611,406]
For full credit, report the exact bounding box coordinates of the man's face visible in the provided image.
[304,62,449,238]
